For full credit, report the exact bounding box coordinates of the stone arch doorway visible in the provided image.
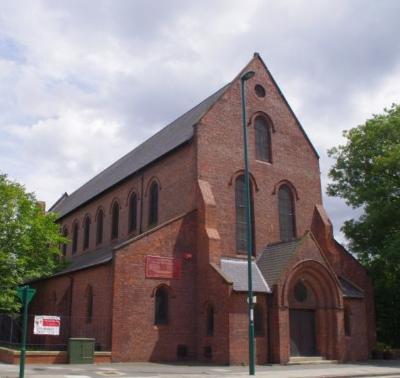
[282,260,343,360]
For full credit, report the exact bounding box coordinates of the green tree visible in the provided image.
[0,174,66,313]
[327,104,400,347]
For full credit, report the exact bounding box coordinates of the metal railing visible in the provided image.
[0,313,111,351]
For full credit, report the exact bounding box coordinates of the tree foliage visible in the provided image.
[327,104,400,347]
[0,174,66,313]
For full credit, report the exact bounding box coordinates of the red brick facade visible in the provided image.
[29,54,375,364]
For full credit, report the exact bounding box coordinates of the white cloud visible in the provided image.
[0,0,399,244]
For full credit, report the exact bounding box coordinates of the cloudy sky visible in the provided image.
[0,0,399,243]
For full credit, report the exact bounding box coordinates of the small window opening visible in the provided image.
[128,193,137,233]
[86,285,94,324]
[148,182,159,227]
[154,287,168,325]
[72,222,79,255]
[96,209,104,245]
[111,202,119,240]
[83,216,91,250]
[344,307,351,336]
[177,345,188,359]
[254,304,264,337]
[206,304,214,336]
[203,345,212,359]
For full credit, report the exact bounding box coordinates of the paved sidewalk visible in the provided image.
[1,361,400,378]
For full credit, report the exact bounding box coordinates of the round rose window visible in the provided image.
[294,281,308,303]
[255,84,266,97]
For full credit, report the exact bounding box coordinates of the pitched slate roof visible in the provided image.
[54,245,113,276]
[256,238,301,287]
[339,276,364,299]
[50,83,230,219]
[220,258,271,293]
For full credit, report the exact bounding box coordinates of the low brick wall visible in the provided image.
[0,347,111,364]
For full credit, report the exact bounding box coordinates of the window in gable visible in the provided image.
[278,185,296,241]
[254,116,271,162]
[235,175,255,254]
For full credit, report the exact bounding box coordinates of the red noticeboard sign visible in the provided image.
[33,316,61,335]
[145,256,182,279]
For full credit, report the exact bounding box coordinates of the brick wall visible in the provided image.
[59,143,196,259]
[196,56,322,259]
[111,211,198,362]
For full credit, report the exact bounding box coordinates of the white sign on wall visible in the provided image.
[33,316,61,335]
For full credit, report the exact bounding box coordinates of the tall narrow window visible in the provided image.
[148,182,159,227]
[254,116,271,162]
[128,193,137,233]
[83,216,91,250]
[72,222,79,255]
[96,209,104,245]
[111,202,119,240]
[254,304,264,336]
[235,175,255,254]
[344,307,351,336]
[62,227,68,256]
[206,304,214,336]
[278,185,296,241]
[86,285,93,324]
[154,287,168,325]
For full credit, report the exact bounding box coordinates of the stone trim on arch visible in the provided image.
[228,169,259,192]
[125,187,140,205]
[82,212,92,224]
[272,179,299,200]
[144,176,162,197]
[95,206,106,221]
[281,259,343,309]
[109,197,122,214]
[150,283,175,298]
[248,111,276,132]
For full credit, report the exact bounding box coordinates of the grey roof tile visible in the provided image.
[339,276,364,299]
[220,258,271,293]
[54,245,113,276]
[256,239,301,287]
[51,83,230,218]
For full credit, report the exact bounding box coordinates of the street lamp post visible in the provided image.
[240,70,256,376]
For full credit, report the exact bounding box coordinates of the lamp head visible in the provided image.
[240,71,255,81]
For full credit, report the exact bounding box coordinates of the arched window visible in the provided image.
[83,216,91,250]
[278,185,296,241]
[254,304,264,337]
[206,304,214,336]
[111,202,119,240]
[154,287,168,325]
[96,209,104,245]
[72,222,79,255]
[128,193,137,233]
[254,116,272,162]
[86,285,94,324]
[344,307,351,336]
[235,175,255,254]
[148,182,159,227]
[61,227,68,256]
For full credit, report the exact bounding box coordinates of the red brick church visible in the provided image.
[30,53,375,364]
